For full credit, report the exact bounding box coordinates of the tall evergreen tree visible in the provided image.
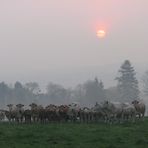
[142,71,148,96]
[116,60,139,102]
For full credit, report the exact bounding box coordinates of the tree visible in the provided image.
[116,60,139,102]
[142,71,148,96]
[0,82,10,106]
[83,77,106,106]
[14,81,32,103]
[46,82,68,104]
[71,84,85,105]
[105,86,121,102]
[25,82,40,94]
[14,81,23,89]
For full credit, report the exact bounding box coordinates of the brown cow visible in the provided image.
[45,104,58,122]
[23,109,32,123]
[58,105,69,122]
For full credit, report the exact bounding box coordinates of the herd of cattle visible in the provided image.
[0,100,146,124]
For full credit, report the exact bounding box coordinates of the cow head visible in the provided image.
[16,104,24,109]
[7,104,13,108]
[29,103,37,109]
[132,100,139,105]
[7,104,15,112]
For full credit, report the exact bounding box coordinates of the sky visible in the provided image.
[0,0,148,88]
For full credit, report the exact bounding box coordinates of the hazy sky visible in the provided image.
[0,0,148,87]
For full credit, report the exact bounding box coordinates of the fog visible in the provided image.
[0,1,148,87]
[0,1,148,110]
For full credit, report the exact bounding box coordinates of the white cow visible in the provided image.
[122,103,136,122]
[102,101,124,123]
[6,104,24,123]
[15,104,25,123]
[132,100,146,119]
[91,102,106,122]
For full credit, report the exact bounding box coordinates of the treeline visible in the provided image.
[0,60,148,108]
[0,79,105,108]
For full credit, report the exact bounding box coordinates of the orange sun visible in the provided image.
[97,30,106,38]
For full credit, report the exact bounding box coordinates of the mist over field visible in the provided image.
[0,1,148,113]
[0,2,148,148]
[0,61,147,108]
[0,62,147,89]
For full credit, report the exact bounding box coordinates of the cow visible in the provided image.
[6,104,17,122]
[45,104,59,122]
[15,104,24,123]
[132,100,146,119]
[58,105,69,122]
[91,102,106,122]
[0,110,5,121]
[36,105,48,124]
[6,104,25,123]
[79,107,92,123]
[102,101,124,123]
[23,109,32,123]
[122,103,136,122]
[67,102,80,122]
[29,103,40,122]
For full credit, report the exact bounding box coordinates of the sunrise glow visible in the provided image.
[97,30,106,38]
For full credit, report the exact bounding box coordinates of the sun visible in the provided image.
[97,30,106,38]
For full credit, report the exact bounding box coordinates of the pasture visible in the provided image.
[0,119,148,148]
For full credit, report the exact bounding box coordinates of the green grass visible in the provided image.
[0,120,148,148]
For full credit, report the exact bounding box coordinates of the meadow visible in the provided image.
[0,120,148,148]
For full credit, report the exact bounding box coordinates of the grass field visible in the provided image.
[0,120,148,148]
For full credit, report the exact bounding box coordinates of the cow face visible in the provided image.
[29,103,37,109]
[102,101,110,109]
[7,104,14,111]
[7,104,13,108]
[16,104,24,109]
[132,100,139,105]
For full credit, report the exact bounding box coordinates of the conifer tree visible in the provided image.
[142,71,148,96]
[116,60,139,102]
